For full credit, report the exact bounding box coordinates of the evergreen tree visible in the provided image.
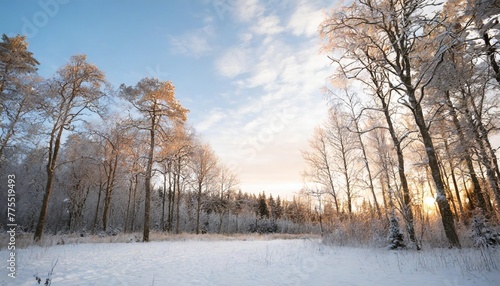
[257,192,269,219]
[471,209,500,248]
[268,194,276,221]
[388,215,405,250]
[274,196,283,220]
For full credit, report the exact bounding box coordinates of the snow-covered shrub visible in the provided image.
[388,216,405,250]
[249,220,279,234]
[471,210,500,248]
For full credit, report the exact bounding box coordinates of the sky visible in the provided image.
[0,0,334,198]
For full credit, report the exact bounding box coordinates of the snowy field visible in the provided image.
[1,238,500,286]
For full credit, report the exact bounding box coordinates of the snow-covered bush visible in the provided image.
[249,220,279,234]
[471,210,500,248]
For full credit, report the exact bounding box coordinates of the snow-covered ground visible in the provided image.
[1,238,499,285]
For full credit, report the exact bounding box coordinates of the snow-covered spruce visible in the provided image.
[388,216,405,250]
[471,209,500,248]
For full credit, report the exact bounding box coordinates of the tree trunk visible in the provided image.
[196,181,202,234]
[143,122,155,242]
[161,170,167,231]
[175,161,181,234]
[409,90,460,248]
[347,95,381,219]
[124,178,133,233]
[448,158,465,222]
[168,165,175,232]
[34,124,64,242]
[444,90,488,214]
[462,93,500,214]
[102,152,118,232]
[131,174,138,232]
[380,97,419,248]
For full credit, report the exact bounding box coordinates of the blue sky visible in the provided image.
[1,0,334,198]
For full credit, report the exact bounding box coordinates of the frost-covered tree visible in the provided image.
[120,78,188,242]
[320,0,461,247]
[302,127,340,216]
[338,89,381,219]
[325,105,359,217]
[189,142,219,234]
[34,55,107,242]
[432,0,500,215]
[471,209,500,248]
[89,120,130,232]
[58,133,101,232]
[388,215,405,250]
[215,165,239,233]
[0,34,40,159]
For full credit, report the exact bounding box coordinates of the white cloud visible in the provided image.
[169,25,214,58]
[287,1,326,37]
[251,15,284,35]
[246,62,278,88]
[215,47,250,78]
[197,108,226,133]
[239,33,253,44]
[232,0,264,22]
[202,0,333,196]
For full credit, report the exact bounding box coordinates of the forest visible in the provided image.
[0,39,317,243]
[1,0,500,251]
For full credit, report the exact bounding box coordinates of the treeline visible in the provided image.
[0,34,320,242]
[302,0,500,248]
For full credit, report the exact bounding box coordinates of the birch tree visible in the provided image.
[320,0,461,247]
[339,89,381,219]
[325,106,360,217]
[215,165,239,233]
[189,142,219,234]
[302,127,341,216]
[34,55,107,241]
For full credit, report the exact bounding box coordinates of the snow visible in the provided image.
[1,239,499,285]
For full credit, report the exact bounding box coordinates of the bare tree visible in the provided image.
[121,129,146,233]
[338,89,381,219]
[90,121,129,232]
[189,142,219,234]
[215,165,239,233]
[320,0,461,247]
[59,133,99,232]
[34,55,107,241]
[325,106,360,218]
[302,127,340,216]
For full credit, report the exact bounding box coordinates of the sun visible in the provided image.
[424,196,436,211]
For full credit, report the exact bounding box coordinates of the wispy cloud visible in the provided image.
[169,25,215,58]
[215,47,251,78]
[232,0,264,22]
[197,108,227,132]
[199,0,332,195]
[251,15,285,35]
[287,1,327,37]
